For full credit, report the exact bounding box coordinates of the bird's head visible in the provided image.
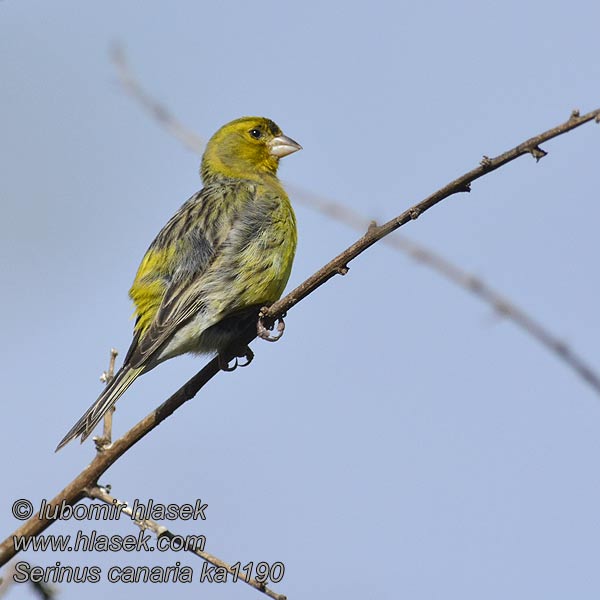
[200,116,302,183]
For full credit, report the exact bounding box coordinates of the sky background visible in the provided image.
[1,1,600,598]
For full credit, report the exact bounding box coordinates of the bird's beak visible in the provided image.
[269,134,302,158]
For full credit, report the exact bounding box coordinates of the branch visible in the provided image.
[2,105,597,567]
[264,108,600,321]
[111,46,600,395]
[0,357,221,565]
[97,348,118,449]
[285,184,600,396]
[87,486,286,599]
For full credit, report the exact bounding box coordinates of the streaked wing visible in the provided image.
[125,181,257,368]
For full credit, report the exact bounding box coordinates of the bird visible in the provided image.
[56,116,301,451]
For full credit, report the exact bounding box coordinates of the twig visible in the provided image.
[1,106,597,567]
[0,357,221,564]
[96,348,119,450]
[87,486,286,600]
[111,45,600,395]
[99,348,118,385]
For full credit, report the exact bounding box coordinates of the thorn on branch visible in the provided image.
[529,145,548,162]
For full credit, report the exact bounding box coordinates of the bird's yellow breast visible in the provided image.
[211,180,297,313]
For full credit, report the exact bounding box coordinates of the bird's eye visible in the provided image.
[249,128,262,139]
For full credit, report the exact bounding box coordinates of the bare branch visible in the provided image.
[87,486,286,600]
[1,106,597,567]
[285,185,600,396]
[111,44,600,395]
[0,356,221,565]
[263,107,600,322]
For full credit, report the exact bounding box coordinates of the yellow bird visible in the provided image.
[57,116,301,450]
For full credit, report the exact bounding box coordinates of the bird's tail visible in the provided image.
[55,365,144,451]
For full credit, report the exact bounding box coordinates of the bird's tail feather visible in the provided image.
[55,365,144,451]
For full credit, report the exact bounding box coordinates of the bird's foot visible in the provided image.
[237,346,254,367]
[257,310,286,342]
[219,346,254,372]
[219,354,238,371]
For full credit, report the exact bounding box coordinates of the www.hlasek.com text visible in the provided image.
[14,529,206,553]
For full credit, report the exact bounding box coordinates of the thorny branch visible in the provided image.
[87,486,285,600]
[111,44,600,396]
[284,185,600,395]
[263,108,600,322]
[1,102,598,570]
[1,48,598,599]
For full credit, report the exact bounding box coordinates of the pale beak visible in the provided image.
[269,134,302,158]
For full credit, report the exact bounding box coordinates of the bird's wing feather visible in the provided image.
[125,181,260,367]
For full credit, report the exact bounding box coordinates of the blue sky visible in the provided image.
[1,1,599,598]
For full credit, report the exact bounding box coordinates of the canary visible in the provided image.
[56,117,301,450]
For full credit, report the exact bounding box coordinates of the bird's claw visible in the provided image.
[219,346,254,372]
[219,355,238,372]
[237,347,254,367]
[257,314,286,342]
